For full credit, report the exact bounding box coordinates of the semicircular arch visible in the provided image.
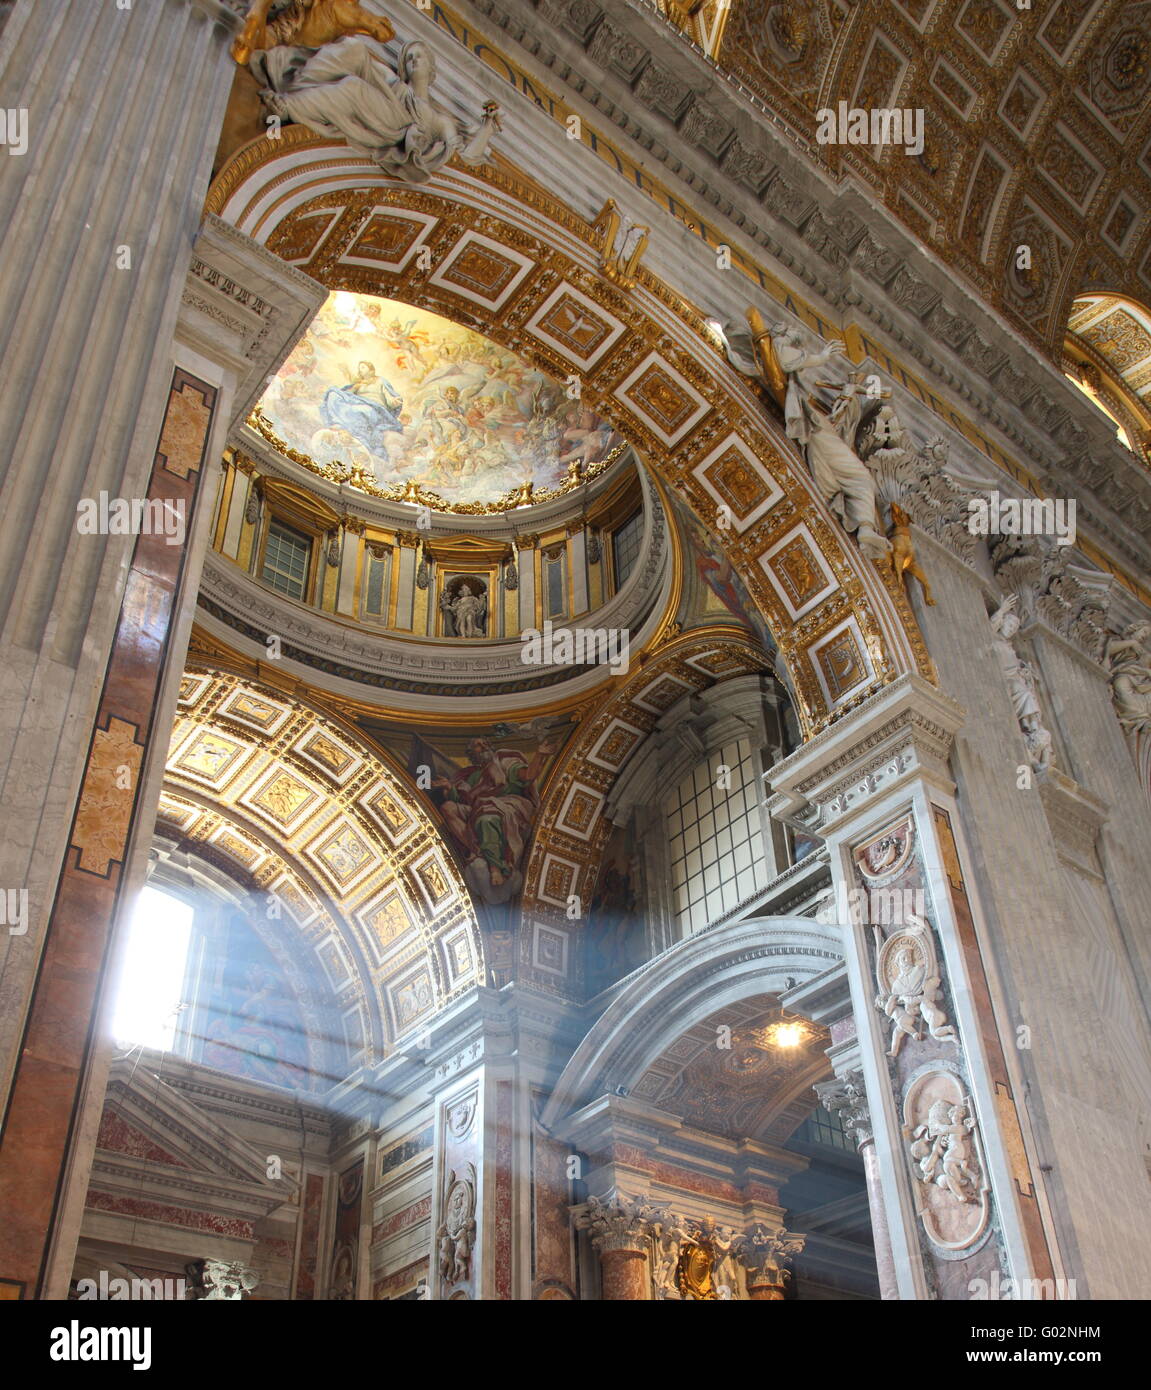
[208,134,930,733]
[160,661,485,1074]
[541,914,844,1128]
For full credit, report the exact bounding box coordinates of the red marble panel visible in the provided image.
[494,1080,513,1301]
[531,1103,574,1291]
[294,1173,325,1301]
[96,1109,189,1169]
[85,1191,253,1240]
[373,1258,428,1300]
[372,1194,431,1244]
[0,369,217,1294]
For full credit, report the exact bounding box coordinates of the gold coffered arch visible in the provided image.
[517,625,774,996]
[207,132,932,735]
[160,662,485,1073]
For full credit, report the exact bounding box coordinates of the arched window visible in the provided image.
[109,885,194,1051]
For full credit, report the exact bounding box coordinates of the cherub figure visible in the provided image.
[937,1102,979,1203]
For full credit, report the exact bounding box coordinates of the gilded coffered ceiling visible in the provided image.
[719,0,1151,351]
[162,664,485,1072]
[1069,292,1151,401]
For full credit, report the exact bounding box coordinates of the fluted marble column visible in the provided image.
[0,0,242,1106]
[575,1194,661,1300]
[0,0,326,1298]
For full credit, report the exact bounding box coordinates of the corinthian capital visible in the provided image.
[574,1193,664,1253]
[739,1223,806,1272]
[814,1067,873,1147]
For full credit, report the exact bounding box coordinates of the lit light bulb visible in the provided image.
[771,1021,804,1049]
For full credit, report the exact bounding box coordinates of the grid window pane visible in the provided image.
[611,509,643,587]
[664,738,767,936]
[262,521,310,600]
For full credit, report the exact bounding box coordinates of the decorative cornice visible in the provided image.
[179,215,326,423]
[767,674,963,834]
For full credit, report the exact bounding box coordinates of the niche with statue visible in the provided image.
[440,575,489,638]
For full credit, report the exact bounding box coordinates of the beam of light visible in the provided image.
[110,886,193,1051]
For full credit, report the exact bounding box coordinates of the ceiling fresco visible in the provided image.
[253,292,624,509]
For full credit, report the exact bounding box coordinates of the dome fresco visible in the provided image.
[254,291,623,508]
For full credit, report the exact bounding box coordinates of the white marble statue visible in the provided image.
[252,34,501,182]
[443,581,487,638]
[725,314,889,561]
[989,595,1053,772]
[1106,622,1151,733]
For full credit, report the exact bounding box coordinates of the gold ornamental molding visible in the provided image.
[245,404,627,516]
[423,533,513,566]
[256,472,342,534]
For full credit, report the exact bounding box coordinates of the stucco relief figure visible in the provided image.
[724,310,889,561]
[439,1166,477,1288]
[247,22,502,182]
[989,595,1053,772]
[909,1099,981,1204]
[699,1218,740,1299]
[1106,623,1151,733]
[875,922,957,1057]
[902,1072,990,1248]
[651,1219,688,1299]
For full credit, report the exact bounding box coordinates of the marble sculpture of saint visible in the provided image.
[252,35,502,182]
[724,311,889,561]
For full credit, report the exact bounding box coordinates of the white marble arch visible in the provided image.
[541,915,845,1129]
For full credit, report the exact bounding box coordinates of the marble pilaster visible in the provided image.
[769,673,1058,1300]
[0,13,326,1285]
